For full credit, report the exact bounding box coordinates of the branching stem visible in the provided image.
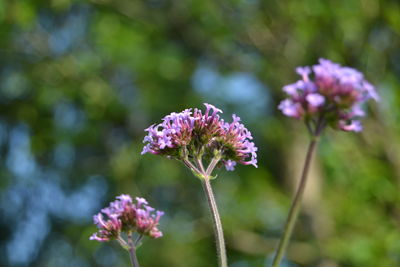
[194,154,227,267]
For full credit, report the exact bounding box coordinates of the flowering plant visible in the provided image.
[273,59,378,266]
[141,103,257,267]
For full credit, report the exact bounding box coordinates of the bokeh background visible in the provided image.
[0,0,399,266]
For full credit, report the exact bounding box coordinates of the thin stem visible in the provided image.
[206,156,221,177]
[128,247,140,267]
[127,233,140,267]
[305,120,313,136]
[117,236,129,250]
[134,235,144,247]
[201,177,227,267]
[193,152,226,266]
[272,136,319,267]
[182,146,202,175]
[196,157,207,175]
[183,158,201,174]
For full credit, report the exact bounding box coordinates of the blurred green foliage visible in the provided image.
[0,0,399,266]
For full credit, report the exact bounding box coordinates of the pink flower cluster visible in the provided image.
[141,103,257,171]
[279,58,378,132]
[90,195,164,242]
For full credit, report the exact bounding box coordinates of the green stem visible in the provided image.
[272,137,319,266]
[191,153,226,266]
[201,177,228,267]
[134,235,143,247]
[127,233,140,267]
[206,156,221,177]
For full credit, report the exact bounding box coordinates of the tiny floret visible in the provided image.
[279,58,378,132]
[224,160,237,171]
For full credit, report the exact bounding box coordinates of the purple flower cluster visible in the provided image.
[141,103,257,171]
[90,195,164,242]
[279,58,378,132]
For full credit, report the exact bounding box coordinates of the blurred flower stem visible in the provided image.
[128,232,140,267]
[272,126,321,266]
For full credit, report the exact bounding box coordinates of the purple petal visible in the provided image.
[363,81,379,101]
[339,120,363,132]
[136,197,148,206]
[296,66,311,81]
[278,99,301,117]
[283,83,298,96]
[306,93,325,107]
[204,103,223,115]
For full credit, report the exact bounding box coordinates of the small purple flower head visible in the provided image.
[279,58,378,133]
[135,204,164,238]
[141,103,257,173]
[90,195,164,243]
[90,213,122,242]
[219,114,258,169]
